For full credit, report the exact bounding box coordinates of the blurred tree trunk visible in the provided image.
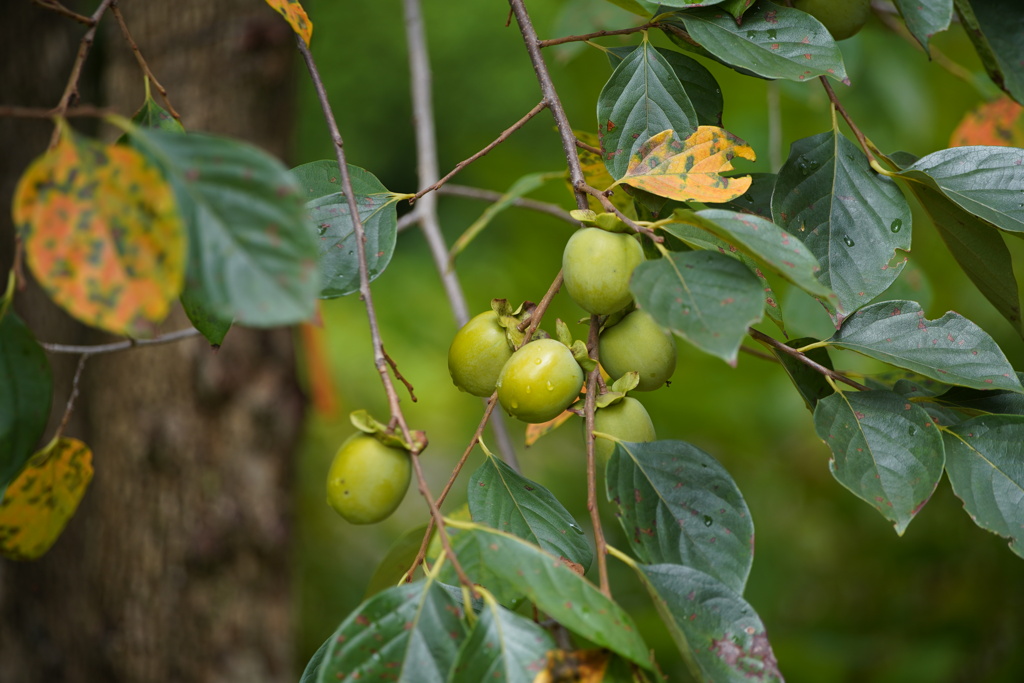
[0,2,303,682]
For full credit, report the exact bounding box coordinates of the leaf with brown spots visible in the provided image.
[452,601,555,683]
[532,649,609,683]
[612,127,755,204]
[14,123,186,337]
[0,437,93,561]
[264,0,313,46]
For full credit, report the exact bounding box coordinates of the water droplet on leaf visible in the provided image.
[843,235,855,247]
[703,515,713,527]
[890,219,902,233]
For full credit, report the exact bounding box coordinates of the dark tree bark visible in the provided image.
[0,2,303,682]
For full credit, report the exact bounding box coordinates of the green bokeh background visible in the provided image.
[291,3,1024,681]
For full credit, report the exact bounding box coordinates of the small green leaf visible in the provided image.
[598,39,700,179]
[636,563,782,683]
[0,313,52,494]
[448,601,555,683]
[894,0,953,51]
[826,300,1024,393]
[814,389,946,535]
[770,336,836,411]
[897,145,1024,234]
[317,579,465,683]
[772,130,912,323]
[631,250,764,365]
[363,524,429,599]
[606,439,755,594]
[179,287,232,346]
[943,415,1024,558]
[469,454,594,572]
[671,1,848,84]
[130,94,184,133]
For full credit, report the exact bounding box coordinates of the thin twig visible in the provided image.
[55,354,88,438]
[32,0,94,25]
[438,184,576,224]
[0,105,113,119]
[41,327,201,355]
[521,271,564,343]
[538,23,653,48]
[748,327,870,391]
[383,346,417,402]
[819,77,875,165]
[583,314,610,597]
[739,343,777,363]
[109,1,181,120]
[579,183,662,241]
[409,100,549,203]
[574,137,602,156]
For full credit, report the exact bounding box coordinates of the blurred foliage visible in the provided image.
[292,2,1024,681]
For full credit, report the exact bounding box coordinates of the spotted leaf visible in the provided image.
[265,0,312,46]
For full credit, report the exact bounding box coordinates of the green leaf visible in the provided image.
[943,415,1024,558]
[718,0,756,19]
[363,524,429,599]
[772,130,912,323]
[896,145,1024,234]
[653,0,729,9]
[0,313,52,494]
[291,161,398,299]
[598,39,699,179]
[606,440,754,594]
[669,208,837,303]
[448,601,555,683]
[179,287,232,346]
[0,437,93,560]
[449,525,651,668]
[130,94,184,133]
[129,129,320,327]
[702,172,776,219]
[469,454,594,572]
[936,381,1024,416]
[603,0,659,16]
[770,336,836,411]
[893,0,953,51]
[813,389,946,535]
[636,563,782,683]
[316,579,465,683]
[955,0,1024,104]
[902,178,1022,336]
[607,46,724,127]
[672,1,848,84]
[631,250,764,365]
[826,300,1024,393]
[299,633,330,683]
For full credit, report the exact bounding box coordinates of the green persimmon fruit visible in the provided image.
[794,0,870,41]
[496,338,584,423]
[448,310,514,397]
[592,397,656,466]
[562,227,645,315]
[599,309,677,391]
[326,434,411,524]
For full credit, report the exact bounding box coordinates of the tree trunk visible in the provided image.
[0,2,302,682]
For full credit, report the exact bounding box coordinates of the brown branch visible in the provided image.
[520,271,564,343]
[437,184,577,225]
[739,343,778,363]
[583,314,610,597]
[109,1,181,120]
[579,183,662,242]
[748,327,871,392]
[574,137,602,156]
[50,0,116,146]
[0,104,114,119]
[538,23,653,48]
[383,345,417,403]
[819,76,875,165]
[31,0,94,25]
[41,327,202,355]
[409,100,549,203]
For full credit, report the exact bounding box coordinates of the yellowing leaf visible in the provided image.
[525,408,577,447]
[612,127,755,203]
[0,437,94,561]
[265,0,313,46]
[13,125,186,337]
[950,96,1024,148]
[532,649,610,683]
[573,130,634,216]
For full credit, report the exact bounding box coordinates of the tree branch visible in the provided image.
[819,76,875,165]
[41,327,202,354]
[109,1,181,120]
[537,23,654,48]
[583,314,610,597]
[748,327,870,392]
[437,184,577,225]
[50,0,116,146]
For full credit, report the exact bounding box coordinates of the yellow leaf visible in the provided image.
[0,438,94,561]
[525,388,584,447]
[532,649,610,683]
[265,0,313,46]
[13,124,186,337]
[572,130,635,216]
[613,127,755,203]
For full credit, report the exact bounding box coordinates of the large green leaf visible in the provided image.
[607,46,724,127]
[903,180,1022,336]
[894,0,953,51]
[826,300,1024,393]
[772,131,912,323]
[955,0,1024,104]
[606,440,754,594]
[468,454,593,572]
[637,563,782,683]
[130,129,320,327]
[316,580,465,683]
[448,601,555,683]
[449,525,651,668]
[0,313,52,495]
[897,145,1024,234]
[672,1,848,84]
[813,389,946,535]
[291,160,398,299]
[597,39,699,179]
[631,250,764,364]
[943,415,1024,558]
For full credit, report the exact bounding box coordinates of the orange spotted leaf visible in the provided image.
[13,126,185,337]
[0,437,94,561]
[265,0,313,46]
[613,127,755,203]
[532,649,610,683]
[950,97,1024,148]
